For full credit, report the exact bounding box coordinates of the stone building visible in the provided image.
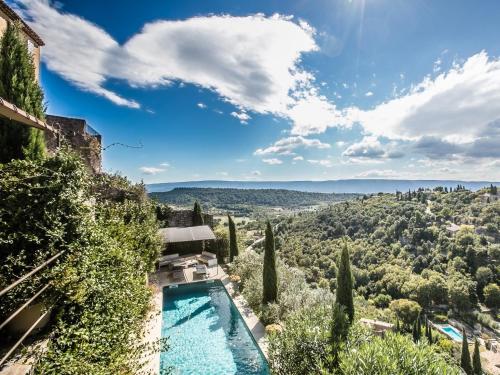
[45,115,102,174]
[0,0,44,81]
[166,210,214,228]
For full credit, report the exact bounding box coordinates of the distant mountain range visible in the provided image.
[146,179,499,194]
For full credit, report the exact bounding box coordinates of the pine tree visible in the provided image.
[335,240,354,323]
[192,201,204,226]
[472,338,482,375]
[262,221,278,305]
[228,214,239,262]
[0,21,46,162]
[461,329,473,375]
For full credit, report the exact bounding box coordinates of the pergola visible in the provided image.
[158,225,216,244]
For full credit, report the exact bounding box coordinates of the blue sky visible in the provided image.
[12,0,500,182]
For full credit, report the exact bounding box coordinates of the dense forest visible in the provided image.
[273,187,499,320]
[150,187,358,209]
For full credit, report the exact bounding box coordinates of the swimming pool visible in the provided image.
[160,280,269,374]
[440,325,463,342]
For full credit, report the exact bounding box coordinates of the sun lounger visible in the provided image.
[197,251,217,267]
[195,264,208,278]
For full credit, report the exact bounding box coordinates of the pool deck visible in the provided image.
[144,259,268,374]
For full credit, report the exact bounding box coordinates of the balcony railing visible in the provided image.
[84,123,100,137]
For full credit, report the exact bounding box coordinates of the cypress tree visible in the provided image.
[0,21,46,162]
[335,240,354,323]
[192,201,204,226]
[228,214,239,262]
[472,339,482,375]
[262,221,277,305]
[461,329,473,375]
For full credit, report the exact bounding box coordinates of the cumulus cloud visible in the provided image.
[293,155,304,161]
[342,136,404,162]
[140,166,165,175]
[17,0,333,127]
[254,136,330,155]
[352,51,500,144]
[262,158,283,165]
[365,91,374,97]
[197,102,207,109]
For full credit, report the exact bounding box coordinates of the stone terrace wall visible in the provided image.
[45,115,102,174]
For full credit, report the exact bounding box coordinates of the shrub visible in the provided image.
[268,304,331,375]
[339,333,461,375]
[483,283,500,309]
[373,294,392,308]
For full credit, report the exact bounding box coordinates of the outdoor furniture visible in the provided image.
[172,258,197,269]
[197,251,217,267]
[195,264,208,278]
[172,269,185,281]
[158,253,180,269]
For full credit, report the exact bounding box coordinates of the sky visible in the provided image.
[10,0,500,183]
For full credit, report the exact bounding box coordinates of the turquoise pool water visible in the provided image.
[160,280,269,374]
[441,325,463,341]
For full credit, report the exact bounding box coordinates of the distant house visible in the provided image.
[446,222,461,235]
[360,318,395,336]
[0,0,44,81]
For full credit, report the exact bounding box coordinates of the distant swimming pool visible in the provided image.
[440,325,463,342]
[160,280,269,374]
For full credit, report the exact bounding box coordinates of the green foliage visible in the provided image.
[263,221,278,305]
[335,241,354,323]
[389,299,422,329]
[483,283,500,308]
[268,304,332,375]
[461,329,473,375]
[0,153,163,373]
[472,339,481,375]
[206,225,229,263]
[192,200,204,226]
[228,214,239,262]
[338,332,461,375]
[0,21,45,162]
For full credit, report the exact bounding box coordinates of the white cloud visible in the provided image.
[342,136,404,162]
[230,111,251,124]
[293,155,304,161]
[197,102,207,109]
[159,162,170,167]
[307,159,333,167]
[251,170,262,176]
[262,158,283,165]
[335,141,346,147]
[140,166,165,175]
[254,136,330,155]
[365,91,374,97]
[216,171,228,176]
[18,0,327,123]
[352,51,500,144]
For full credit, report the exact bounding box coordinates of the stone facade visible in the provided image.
[0,1,43,81]
[45,115,102,174]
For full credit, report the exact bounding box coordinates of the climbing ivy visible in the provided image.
[0,152,165,374]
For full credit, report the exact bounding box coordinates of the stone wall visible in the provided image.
[167,210,214,228]
[45,115,102,174]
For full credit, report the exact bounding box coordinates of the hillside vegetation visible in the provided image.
[275,188,499,316]
[150,187,358,209]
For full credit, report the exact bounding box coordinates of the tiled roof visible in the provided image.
[0,0,44,46]
[0,96,55,132]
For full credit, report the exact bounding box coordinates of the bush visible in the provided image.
[339,333,461,375]
[268,304,332,375]
[261,303,280,325]
[483,283,500,309]
[373,294,392,308]
[0,153,163,373]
